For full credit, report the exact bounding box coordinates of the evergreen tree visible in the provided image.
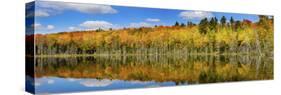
[230,17,235,30]
[230,17,235,26]
[180,23,186,27]
[109,28,113,31]
[209,17,218,31]
[199,18,209,34]
[187,21,194,27]
[96,28,104,32]
[174,21,180,26]
[220,16,227,26]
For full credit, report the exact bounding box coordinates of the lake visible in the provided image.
[28,55,273,94]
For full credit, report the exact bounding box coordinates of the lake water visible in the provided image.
[28,55,273,94]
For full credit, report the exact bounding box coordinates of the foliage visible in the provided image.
[26,15,273,56]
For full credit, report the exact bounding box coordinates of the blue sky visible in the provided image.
[27,1,260,34]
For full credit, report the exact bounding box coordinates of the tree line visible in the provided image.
[26,15,273,56]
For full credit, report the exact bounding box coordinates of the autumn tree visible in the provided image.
[234,20,242,31]
[33,15,273,56]
[257,15,272,32]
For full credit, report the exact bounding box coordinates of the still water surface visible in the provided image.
[30,55,273,93]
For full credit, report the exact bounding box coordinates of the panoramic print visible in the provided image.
[26,1,274,94]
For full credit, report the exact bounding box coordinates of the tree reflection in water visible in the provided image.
[35,55,273,85]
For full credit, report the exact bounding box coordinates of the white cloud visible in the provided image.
[35,10,50,17]
[47,25,55,30]
[32,23,42,29]
[35,1,117,17]
[67,78,80,82]
[129,80,151,84]
[47,79,55,84]
[32,23,55,31]
[146,18,160,22]
[179,11,214,20]
[66,3,117,14]
[80,20,113,30]
[129,22,153,28]
[80,79,113,87]
[33,80,43,87]
[68,20,123,31]
[33,81,41,86]
[68,26,77,30]
[68,26,84,31]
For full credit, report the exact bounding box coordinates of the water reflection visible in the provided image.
[80,79,113,87]
[34,55,273,93]
[34,77,176,93]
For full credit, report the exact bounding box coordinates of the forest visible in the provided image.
[26,15,273,56]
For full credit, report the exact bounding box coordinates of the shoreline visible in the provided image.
[27,52,271,58]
